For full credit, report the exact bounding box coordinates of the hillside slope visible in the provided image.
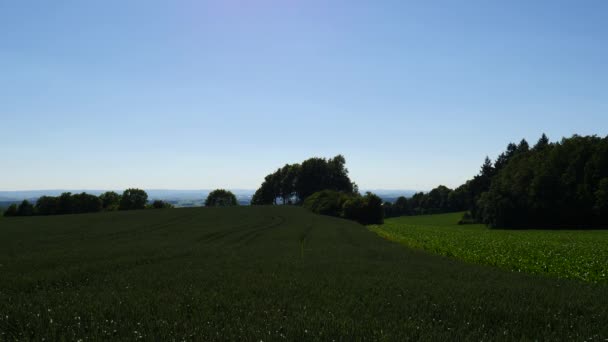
[1,207,607,340]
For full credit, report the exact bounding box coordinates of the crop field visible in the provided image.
[1,207,607,340]
[370,213,608,283]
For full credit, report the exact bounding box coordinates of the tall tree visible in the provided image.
[17,200,34,216]
[119,189,148,210]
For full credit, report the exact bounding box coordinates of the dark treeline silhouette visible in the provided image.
[302,190,384,225]
[252,155,383,224]
[251,155,358,205]
[384,185,466,218]
[387,134,608,229]
[2,188,173,217]
[469,134,608,228]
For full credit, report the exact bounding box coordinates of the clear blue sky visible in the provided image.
[1,0,607,191]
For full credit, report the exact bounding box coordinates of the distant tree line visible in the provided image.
[3,189,174,217]
[383,185,467,218]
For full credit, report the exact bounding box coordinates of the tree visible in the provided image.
[474,134,608,228]
[534,133,550,150]
[36,196,59,215]
[17,200,35,216]
[595,178,608,219]
[253,155,355,205]
[251,183,276,205]
[517,139,530,153]
[205,189,238,207]
[57,192,74,214]
[99,191,121,210]
[72,192,102,213]
[119,188,148,210]
[4,204,18,217]
[294,155,354,201]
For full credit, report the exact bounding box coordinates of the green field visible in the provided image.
[1,207,607,340]
[371,212,608,283]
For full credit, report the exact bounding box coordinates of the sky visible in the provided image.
[1,0,607,191]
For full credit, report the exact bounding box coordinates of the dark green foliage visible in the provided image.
[302,190,352,217]
[119,188,148,210]
[475,135,608,228]
[33,193,102,216]
[151,200,174,209]
[35,196,59,215]
[385,186,467,218]
[253,155,356,205]
[0,207,606,340]
[3,204,18,217]
[57,192,74,215]
[303,190,384,224]
[342,192,384,224]
[99,191,121,211]
[17,200,34,216]
[296,155,354,200]
[251,182,276,205]
[596,178,608,219]
[205,189,238,207]
[72,193,102,213]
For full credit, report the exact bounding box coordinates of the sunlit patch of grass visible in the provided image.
[370,212,608,283]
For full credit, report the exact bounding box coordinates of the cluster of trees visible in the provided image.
[250,155,385,225]
[468,134,608,228]
[2,189,174,217]
[251,155,357,205]
[205,189,238,207]
[384,185,469,218]
[384,134,608,229]
[399,134,607,228]
[303,190,384,224]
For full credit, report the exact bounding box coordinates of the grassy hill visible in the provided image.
[1,207,607,340]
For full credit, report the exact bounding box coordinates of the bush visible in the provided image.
[304,190,384,225]
[205,189,238,207]
[151,200,174,209]
[302,190,352,217]
[343,192,384,225]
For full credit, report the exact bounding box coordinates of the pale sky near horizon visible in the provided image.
[1,1,607,191]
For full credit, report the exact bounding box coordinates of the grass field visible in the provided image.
[370,213,608,283]
[1,207,607,340]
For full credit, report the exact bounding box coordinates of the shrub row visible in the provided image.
[303,190,384,225]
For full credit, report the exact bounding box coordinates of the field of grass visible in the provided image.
[1,207,607,340]
[370,212,608,283]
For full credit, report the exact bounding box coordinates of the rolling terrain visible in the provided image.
[1,207,607,340]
